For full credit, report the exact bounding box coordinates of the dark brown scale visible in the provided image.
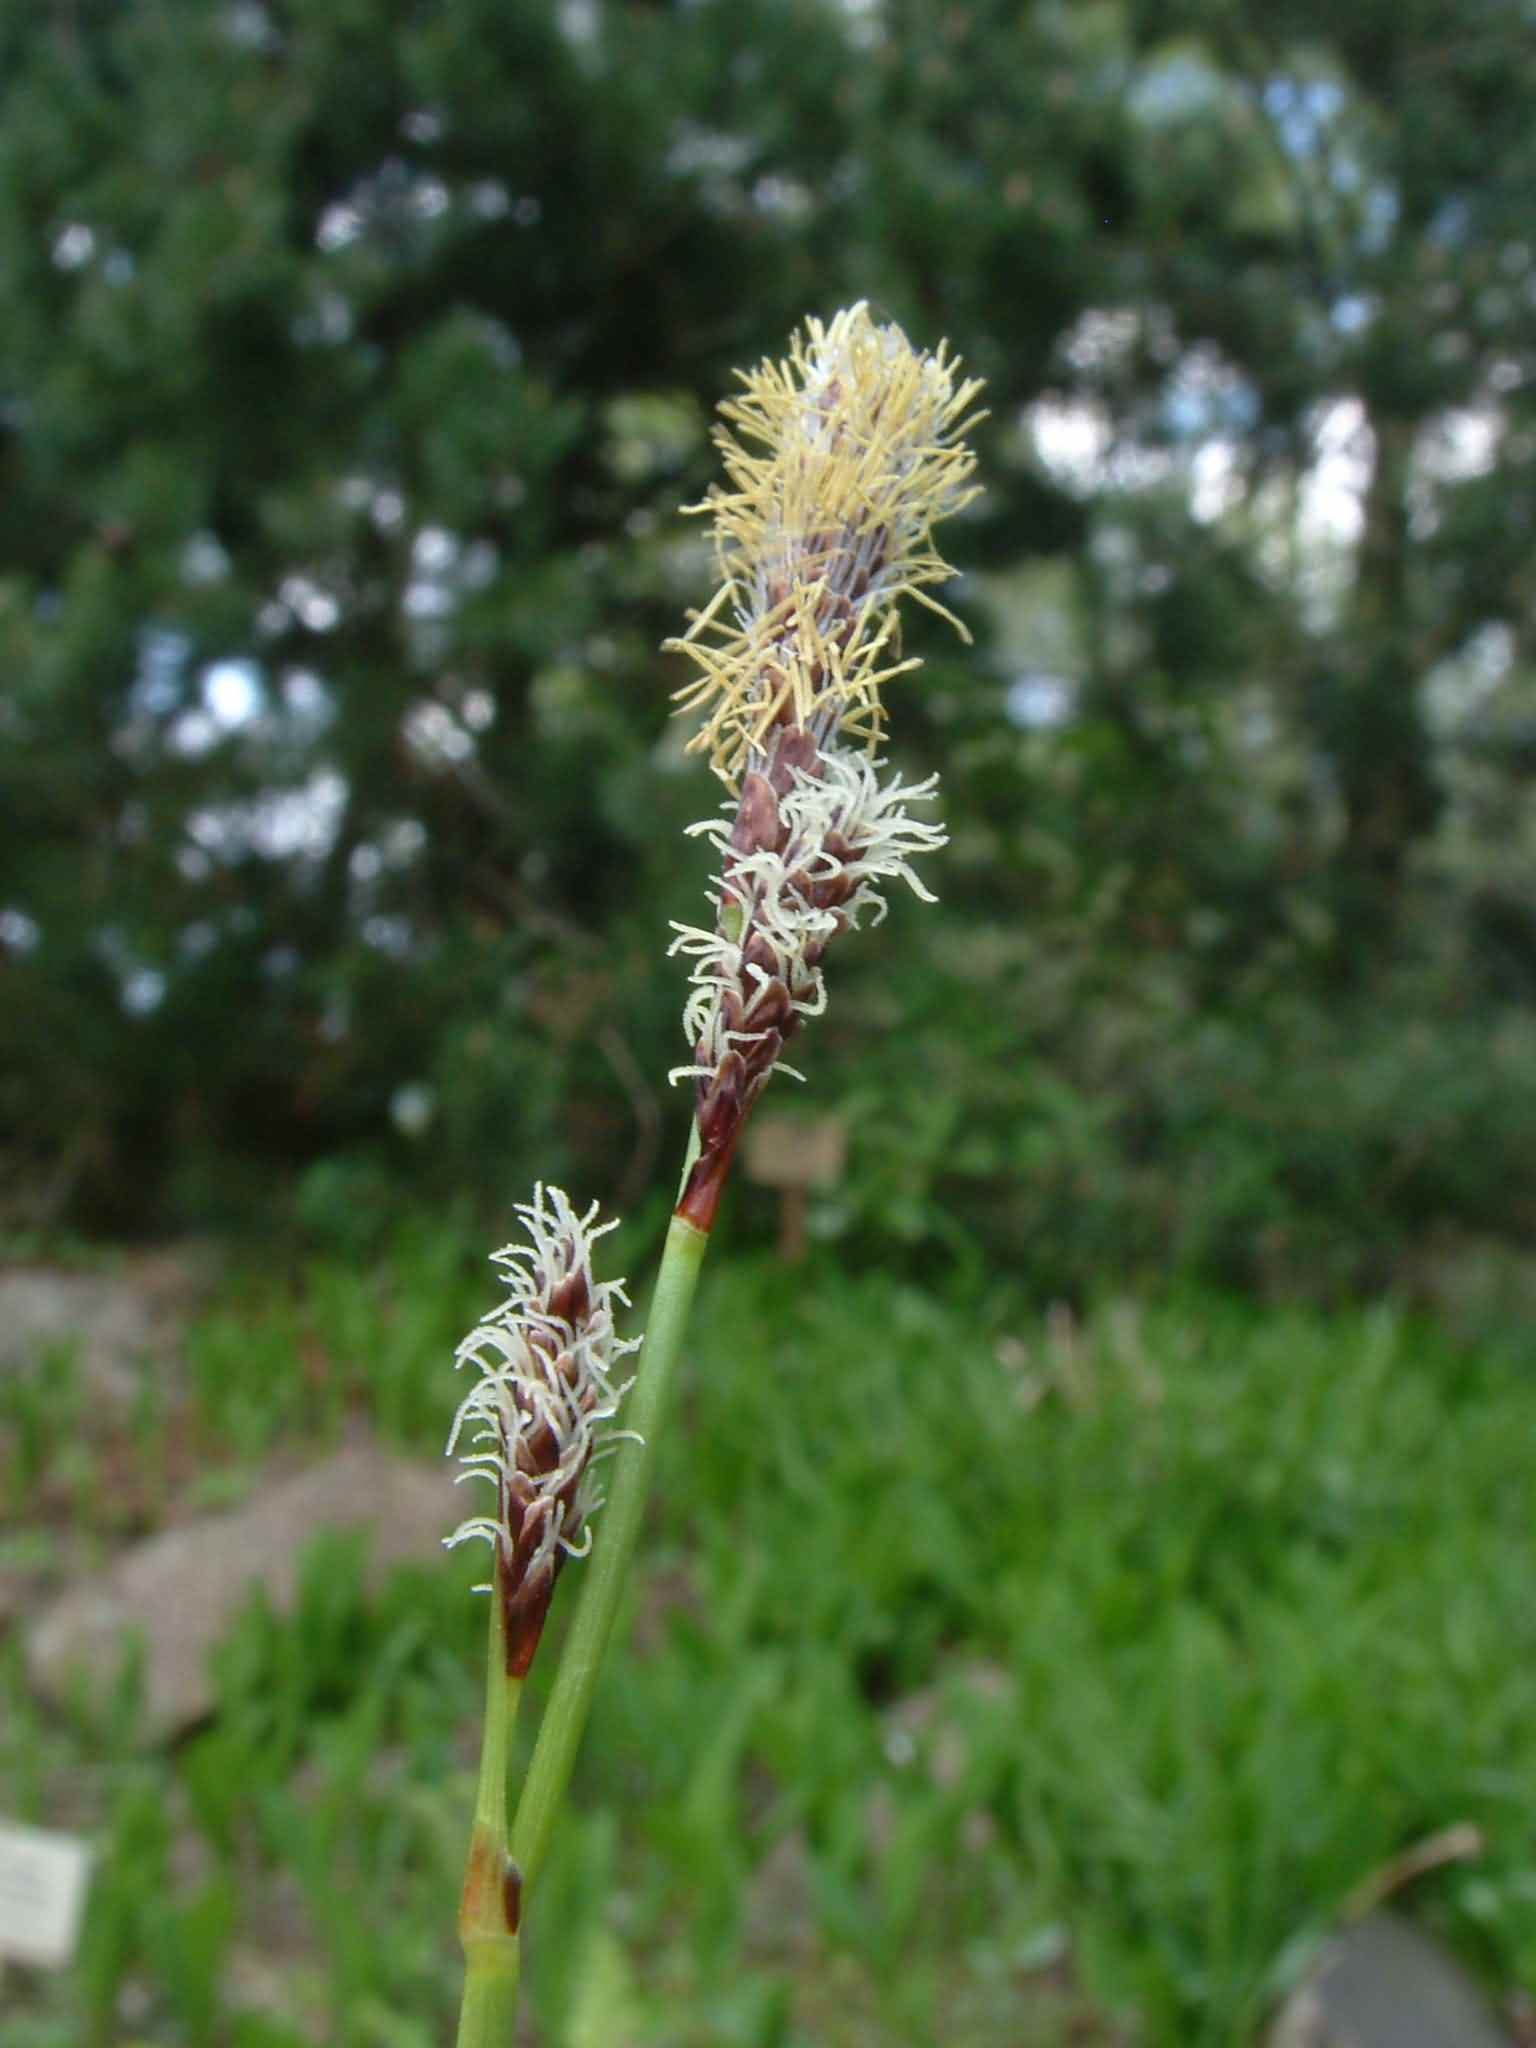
[697,1049,745,1147]
[731,773,783,856]
[546,1265,590,1327]
[499,1530,559,1676]
[741,931,780,981]
[745,984,792,1033]
[798,869,858,915]
[750,1026,784,1072]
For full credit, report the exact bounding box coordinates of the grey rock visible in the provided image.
[742,1829,814,1959]
[0,1532,61,1638]
[25,1443,459,1740]
[0,1251,213,1403]
[1270,1912,1512,2048]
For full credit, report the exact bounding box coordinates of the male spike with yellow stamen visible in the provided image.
[666,302,985,791]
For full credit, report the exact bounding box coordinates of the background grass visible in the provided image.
[3,1236,1534,2044]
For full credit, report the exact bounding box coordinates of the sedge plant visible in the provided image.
[447,304,984,2044]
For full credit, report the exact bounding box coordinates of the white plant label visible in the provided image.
[0,1820,92,1968]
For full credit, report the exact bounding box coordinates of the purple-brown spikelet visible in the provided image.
[665,305,984,1229]
[445,1186,638,1674]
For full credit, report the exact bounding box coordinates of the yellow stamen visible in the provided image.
[663,303,985,788]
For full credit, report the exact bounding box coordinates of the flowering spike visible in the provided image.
[666,307,980,1229]
[445,1185,639,1675]
[669,748,946,1090]
[665,301,985,791]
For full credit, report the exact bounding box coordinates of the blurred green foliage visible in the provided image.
[3,0,1536,1290]
[4,1245,1534,2041]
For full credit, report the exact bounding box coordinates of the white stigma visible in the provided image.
[668,744,947,1089]
[444,1184,639,1597]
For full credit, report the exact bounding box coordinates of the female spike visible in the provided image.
[446,1185,639,1676]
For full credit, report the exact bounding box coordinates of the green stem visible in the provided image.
[508,1206,710,1893]
[455,1952,520,2048]
[454,1594,525,2048]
